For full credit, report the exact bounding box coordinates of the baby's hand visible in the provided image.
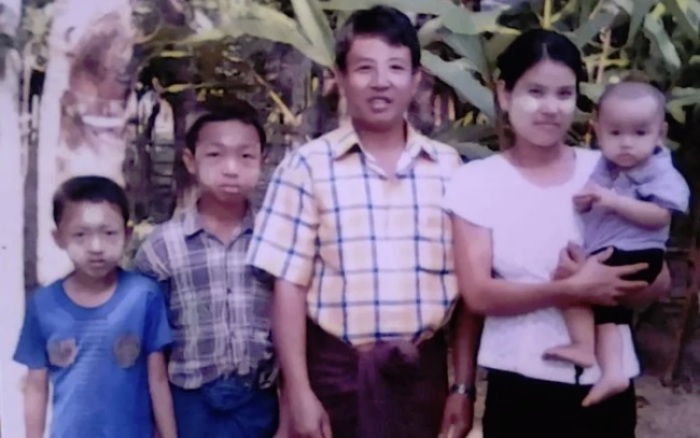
[573,192,595,212]
[574,183,617,212]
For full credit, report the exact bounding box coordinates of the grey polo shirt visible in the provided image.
[582,146,690,253]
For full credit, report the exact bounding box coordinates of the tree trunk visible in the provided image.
[0,1,25,436]
[36,0,136,284]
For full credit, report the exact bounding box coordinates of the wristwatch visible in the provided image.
[449,383,476,401]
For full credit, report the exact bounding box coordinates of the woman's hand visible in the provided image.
[618,262,672,307]
[564,248,648,306]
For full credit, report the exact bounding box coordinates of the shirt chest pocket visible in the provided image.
[46,332,78,368]
[112,332,142,368]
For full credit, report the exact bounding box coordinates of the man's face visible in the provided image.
[54,201,127,279]
[595,95,664,168]
[184,120,263,203]
[336,36,420,131]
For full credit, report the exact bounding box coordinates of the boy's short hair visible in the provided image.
[597,73,667,119]
[335,5,421,73]
[53,175,130,226]
[185,100,267,153]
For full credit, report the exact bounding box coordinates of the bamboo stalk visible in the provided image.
[447,95,456,122]
[543,0,553,29]
[596,28,612,84]
[583,28,612,147]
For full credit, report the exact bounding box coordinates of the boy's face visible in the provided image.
[336,35,420,132]
[184,119,263,203]
[53,201,127,279]
[595,95,665,168]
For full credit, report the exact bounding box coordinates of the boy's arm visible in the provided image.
[148,352,177,438]
[583,183,671,229]
[25,369,48,438]
[607,195,671,229]
[14,297,50,438]
[133,229,170,283]
[144,286,176,437]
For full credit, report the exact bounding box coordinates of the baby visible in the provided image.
[545,79,690,406]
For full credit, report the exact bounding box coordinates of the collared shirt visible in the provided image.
[133,206,276,389]
[247,124,462,346]
[583,146,690,253]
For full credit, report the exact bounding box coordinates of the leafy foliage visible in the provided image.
[18,0,700,243]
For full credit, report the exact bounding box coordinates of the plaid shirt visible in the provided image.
[134,207,276,389]
[247,124,461,345]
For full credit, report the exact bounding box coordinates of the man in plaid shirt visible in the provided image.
[134,101,278,437]
[248,6,480,438]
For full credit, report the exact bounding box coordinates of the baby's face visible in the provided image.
[595,95,664,168]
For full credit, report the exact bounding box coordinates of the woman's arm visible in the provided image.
[452,215,649,316]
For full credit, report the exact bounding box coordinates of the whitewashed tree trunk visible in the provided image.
[0,1,25,437]
[36,0,135,285]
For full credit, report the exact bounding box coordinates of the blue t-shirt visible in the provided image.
[14,269,172,438]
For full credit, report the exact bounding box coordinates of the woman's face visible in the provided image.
[498,59,578,148]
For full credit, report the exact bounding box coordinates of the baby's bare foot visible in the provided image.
[582,375,629,407]
[543,344,596,368]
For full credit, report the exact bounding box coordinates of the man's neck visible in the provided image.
[353,120,407,155]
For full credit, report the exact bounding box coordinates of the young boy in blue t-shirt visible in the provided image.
[14,176,177,438]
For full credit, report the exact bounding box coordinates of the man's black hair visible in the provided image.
[185,100,267,153]
[53,175,129,226]
[335,5,421,73]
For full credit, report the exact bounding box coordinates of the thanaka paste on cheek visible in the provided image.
[511,95,540,114]
[511,94,577,115]
[558,96,577,115]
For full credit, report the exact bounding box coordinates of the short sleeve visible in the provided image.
[246,152,320,287]
[636,167,690,213]
[443,159,495,228]
[133,229,171,283]
[13,298,48,369]
[143,288,172,354]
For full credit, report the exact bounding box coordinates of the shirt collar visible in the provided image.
[330,120,438,162]
[602,145,667,184]
[182,202,256,238]
[624,145,668,184]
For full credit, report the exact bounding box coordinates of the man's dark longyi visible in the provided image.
[306,320,449,438]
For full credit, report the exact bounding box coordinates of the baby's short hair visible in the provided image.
[597,73,666,119]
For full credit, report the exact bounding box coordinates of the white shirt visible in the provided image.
[444,148,640,384]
